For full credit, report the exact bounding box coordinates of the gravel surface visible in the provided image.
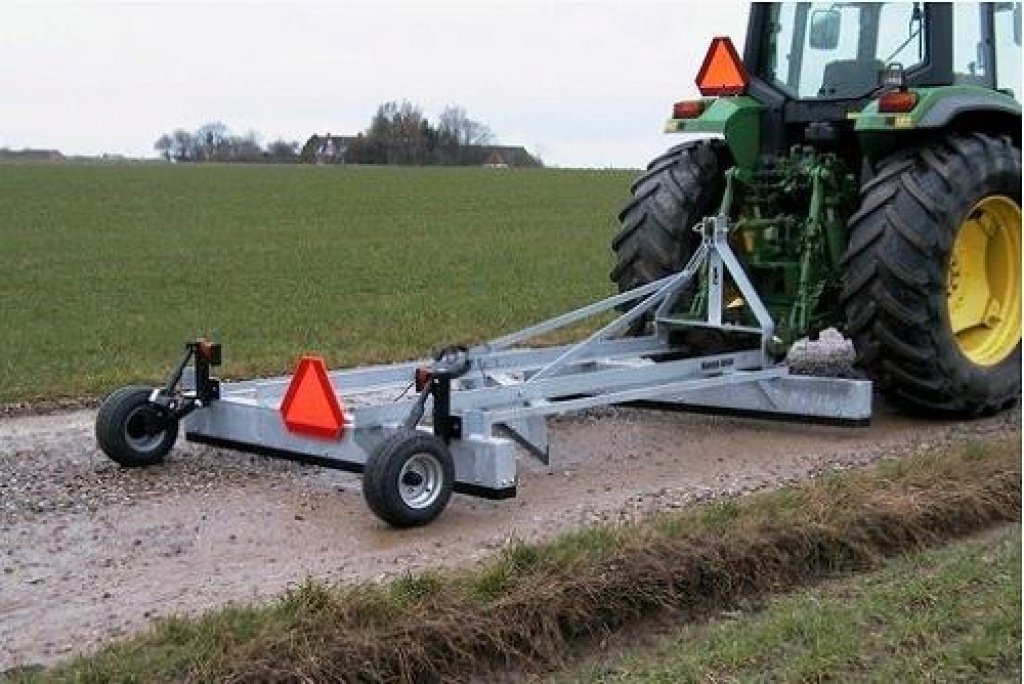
[0,334,1020,670]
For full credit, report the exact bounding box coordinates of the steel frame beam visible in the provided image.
[183,219,871,499]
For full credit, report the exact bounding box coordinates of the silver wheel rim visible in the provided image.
[398,452,444,509]
[124,405,165,453]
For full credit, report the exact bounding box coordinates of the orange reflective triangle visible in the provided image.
[280,356,345,440]
[695,36,748,96]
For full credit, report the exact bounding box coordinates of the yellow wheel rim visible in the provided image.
[946,195,1022,366]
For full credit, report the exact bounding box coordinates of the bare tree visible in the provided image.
[196,121,230,161]
[266,139,299,163]
[436,105,493,164]
[170,128,197,162]
[353,101,501,165]
[153,134,173,161]
[155,123,300,163]
[228,129,263,162]
[438,105,493,147]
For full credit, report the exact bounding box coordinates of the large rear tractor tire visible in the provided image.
[841,133,1021,416]
[611,140,732,346]
[611,139,730,294]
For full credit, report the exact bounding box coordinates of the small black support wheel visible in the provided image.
[362,430,455,528]
[95,385,179,467]
[841,133,1021,416]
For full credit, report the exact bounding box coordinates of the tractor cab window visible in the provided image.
[993,2,1022,95]
[766,2,926,99]
[952,3,990,85]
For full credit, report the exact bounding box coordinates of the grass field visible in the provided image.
[0,163,634,403]
[560,523,1021,683]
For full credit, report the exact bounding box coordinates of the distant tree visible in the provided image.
[435,106,491,164]
[394,101,428,165]
[366,100,431,165]
[155,123,300,163]
[154,134,173,162]
[437,105,493,163]
[225,129,262,162]
[266,139,299,163]
[345,133,378,164]
[194,121,230,161]
[421,118,438,158]
[360,101,501,166]
[368,102,394,162]
[299,135,321,163]
[170,128,197,162]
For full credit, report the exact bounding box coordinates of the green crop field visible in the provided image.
[0,164,635,403]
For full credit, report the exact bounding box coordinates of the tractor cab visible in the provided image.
[668,2,1022,166]
[762,2,1022,96]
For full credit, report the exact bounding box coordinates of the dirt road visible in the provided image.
[1,340,1019,669]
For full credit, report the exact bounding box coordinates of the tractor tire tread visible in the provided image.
[611,139,730,294]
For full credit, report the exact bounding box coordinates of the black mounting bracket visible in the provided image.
[150,339,223,423]
[403,345,471,443]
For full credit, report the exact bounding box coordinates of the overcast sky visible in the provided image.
[0,1,749,167]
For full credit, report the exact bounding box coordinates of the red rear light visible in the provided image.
[672,100,705,119]
[878,90,918,113]
[415,367,432,392]
[196,339,214,360]
[695,36,749,96]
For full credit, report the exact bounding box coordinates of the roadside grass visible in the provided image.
[7,436,1019,683]
[557,523,1021,683]
[0,164,632,403]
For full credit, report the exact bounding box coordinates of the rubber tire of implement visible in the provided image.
[95,385,179,467]
[840,133,1021,416]
[362,430,455,528]
[611,139,730,293]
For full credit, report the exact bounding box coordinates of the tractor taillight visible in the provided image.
[672,100,705,119]
[696,36,748,96]
[878,90,918,113]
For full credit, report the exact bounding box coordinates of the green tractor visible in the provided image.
[613,1,1022,416]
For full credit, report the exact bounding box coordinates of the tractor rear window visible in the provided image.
[766,2,926,99]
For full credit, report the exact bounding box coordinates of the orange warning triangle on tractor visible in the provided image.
[695,36,749,97]
[280,356,346,440]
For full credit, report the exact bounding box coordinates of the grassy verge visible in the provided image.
[7,438,1020,684]
[0,164,632,403]
[558,524,1021,683]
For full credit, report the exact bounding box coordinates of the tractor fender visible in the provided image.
[855,86,1021,159]
[664,96,762,170]
[913,89,1021,131]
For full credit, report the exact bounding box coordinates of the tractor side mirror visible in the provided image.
[809,9,841,50]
